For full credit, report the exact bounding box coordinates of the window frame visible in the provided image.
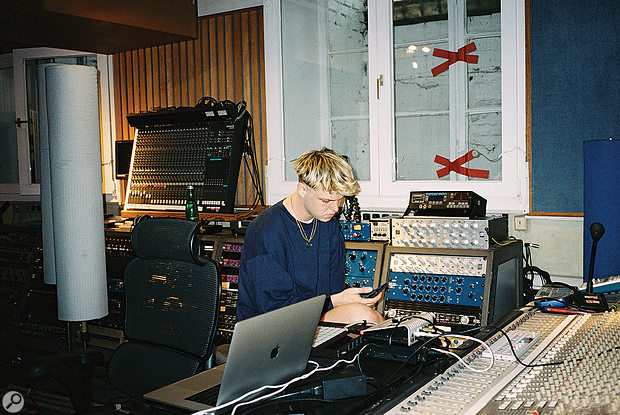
[7,47,116,200]
[0,53,21,197]
[265,0,527,213]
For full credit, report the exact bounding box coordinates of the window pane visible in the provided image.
[393,0,450,182]
[24,56,97,184]
[331,118,370,180]
[395,114,450,180]
[466,0,500,34]
[394,40,449,112]
[393,0,502,182]
[0,66,18,183]
[467,36,501,108]
[327,0,368,51]
[393,0,448,43]
[281,0,369,181]
[467,2,501,182]
[329,51,369,117]
[468,111,502,180]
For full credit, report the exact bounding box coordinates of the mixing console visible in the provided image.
[124,111,247,214]
[383,310,620,415]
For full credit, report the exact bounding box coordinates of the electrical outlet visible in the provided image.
[514,216,527,231]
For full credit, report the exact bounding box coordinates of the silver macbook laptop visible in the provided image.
[144,295,326,412]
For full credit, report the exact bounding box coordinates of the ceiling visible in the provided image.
[0,0,198,55]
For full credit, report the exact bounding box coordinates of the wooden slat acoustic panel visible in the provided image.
[113,7,266,207]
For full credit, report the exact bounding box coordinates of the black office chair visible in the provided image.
[19,217,220,412]
[107,217,221,398]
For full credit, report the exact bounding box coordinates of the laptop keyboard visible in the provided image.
[313,325,347,347]
[186,384,221,406]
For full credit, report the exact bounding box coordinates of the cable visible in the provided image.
[342,196,361,222]
[491,236,519,246]
[238,394,342,415]
[240,111,265,207]
[538,295,607,314]
[230,347,371,415]
[196,96,218,108]
[471,149,502,163]
[480,324,620,369]
[191,345,370,415]
[379,330,459,387]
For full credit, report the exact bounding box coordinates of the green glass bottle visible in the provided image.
[185,185,198,220]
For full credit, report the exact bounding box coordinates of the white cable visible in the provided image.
[191,345,369,415]
[229,346,370,415]
[189,363,318,415]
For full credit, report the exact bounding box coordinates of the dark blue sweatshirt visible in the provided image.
[236,200,346,321]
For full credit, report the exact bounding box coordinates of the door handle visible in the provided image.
[15,117,30,127]
[376,74,384,99]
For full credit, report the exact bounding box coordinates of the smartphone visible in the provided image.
[361,283,388,298]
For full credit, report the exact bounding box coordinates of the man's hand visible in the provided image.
[331,287,381,308]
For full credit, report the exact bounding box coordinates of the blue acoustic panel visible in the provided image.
[583,139,620,282]
[531,0,619,212]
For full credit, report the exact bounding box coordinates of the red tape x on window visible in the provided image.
[435,150,489,179]
[431,42,479,76]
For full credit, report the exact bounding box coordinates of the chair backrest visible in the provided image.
[108,217,221,397]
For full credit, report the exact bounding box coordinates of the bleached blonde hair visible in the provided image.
[292,147,360,196]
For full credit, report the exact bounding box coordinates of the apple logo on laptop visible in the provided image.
[270,344,280,359]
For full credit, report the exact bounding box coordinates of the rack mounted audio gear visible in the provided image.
[404,191,486,218]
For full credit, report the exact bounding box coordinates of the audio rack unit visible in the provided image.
[344,241,385,290]
[369,218,391,242]
[86,229,134,350]
[0,225,76,371]
[378,241,523,330]
[124,104,248,214]
[340,222,371,241]
[213,236,244,341]
[391,215,508,249]
[404,191,487,218]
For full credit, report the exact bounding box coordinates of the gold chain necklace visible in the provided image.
[289,197,317,247]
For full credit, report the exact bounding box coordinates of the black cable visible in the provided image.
[378,334,440,387]
[238,394,343,415]
[196,96,218,108]
[241,112,265,207]
[359,346,443,403]
[538,295,607,314]
[378,324,496,387]
[483,324,575,368]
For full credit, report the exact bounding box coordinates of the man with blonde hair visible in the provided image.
[237,147,385,324]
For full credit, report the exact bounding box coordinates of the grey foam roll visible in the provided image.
[45,64,108,321]
[38,63,58,285]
